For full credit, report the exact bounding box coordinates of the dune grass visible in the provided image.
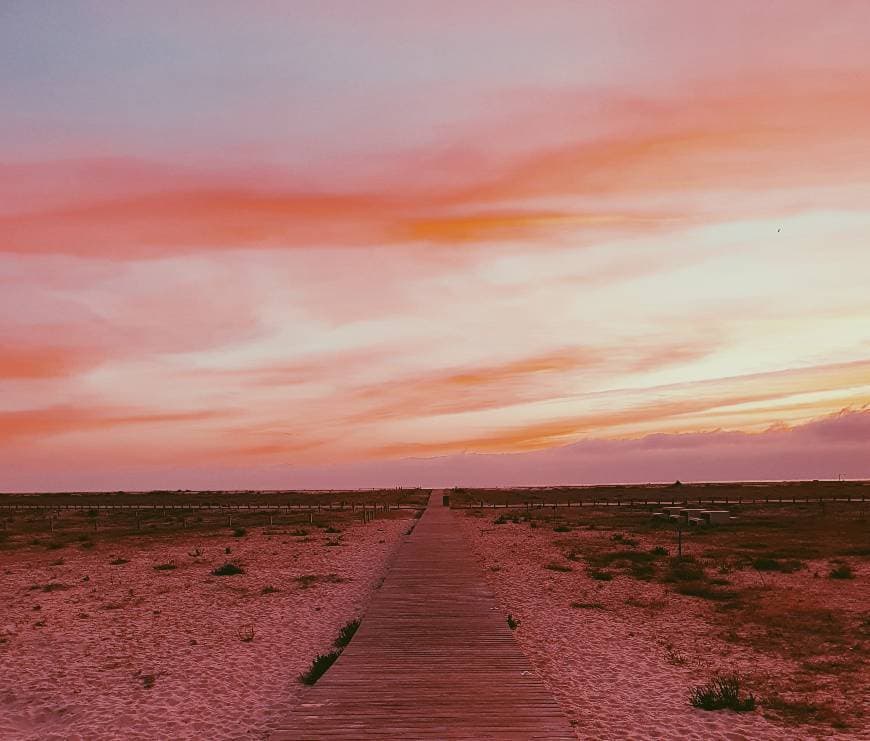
[299,618,363,685]
[212,562,244,576]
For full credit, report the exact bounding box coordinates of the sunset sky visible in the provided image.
[2,1,869,491]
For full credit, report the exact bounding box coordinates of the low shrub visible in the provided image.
[507,614,519,630]
[829,563,854,580]
[665,557,706,582]
[571,601,604,609]
[546,562,572,572]
[763,694,848,727]
[752,557,803,573]
[664,643,687,666]
[629,562,655,581]
[232,527,247,537]
[334,618,360,648]
[295,573,343,588]
[675,581,738,601]
[291,529,309,537]
[588,568,613,581]
[110,558,129,566]
[690,674,755,711]
[298,650,341,685]
[650,546,669,557]
[212,562,244,576]
[260,585,279,595]
[39,582,68,592]
[609,533,638,547]
[154,562,176,571]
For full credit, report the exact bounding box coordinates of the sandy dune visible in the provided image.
[0,518,409,740]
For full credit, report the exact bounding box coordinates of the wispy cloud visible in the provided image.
[2,3,869,489]
[0,406,228,445]
[4,71,869,259]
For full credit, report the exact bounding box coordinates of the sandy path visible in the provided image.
[0,517,409,740]
[456,516,865,741]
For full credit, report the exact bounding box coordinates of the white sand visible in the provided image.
[0,517,409,740]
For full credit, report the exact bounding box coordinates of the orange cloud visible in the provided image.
[456,72,870,207]
[347,342,716,423]
[1,189,402,257]
[0,407,227,445]
[6,71,868,259]
[365,359,870,458]
[0,345,100,379]
[397,210,681,243]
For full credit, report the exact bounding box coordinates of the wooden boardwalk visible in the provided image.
[273,492,574,740]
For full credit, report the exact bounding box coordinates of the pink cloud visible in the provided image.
[2,3,869,492]
[266,408,870,489]
[4,68,869,260]
[0,406,229,446]
[3,407,867,492]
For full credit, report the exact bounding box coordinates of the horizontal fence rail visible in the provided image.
[450,496,867,508]
[1,498,867,512]
[0,502,422,512]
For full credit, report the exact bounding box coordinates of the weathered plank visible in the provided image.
[273,492,574,740]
